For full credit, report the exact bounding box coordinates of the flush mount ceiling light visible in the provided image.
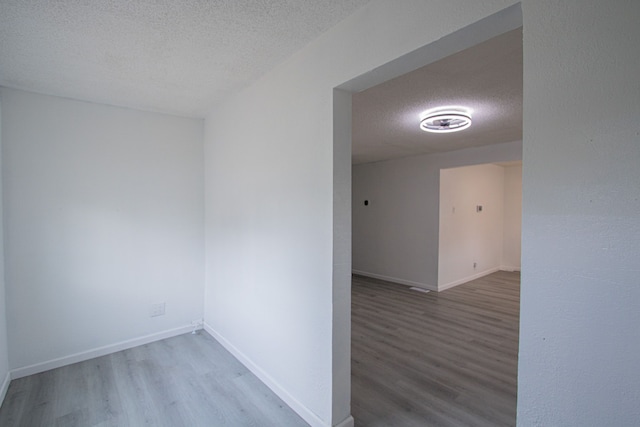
[419,106,472,133]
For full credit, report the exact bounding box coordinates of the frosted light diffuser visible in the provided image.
[420,106,472,133]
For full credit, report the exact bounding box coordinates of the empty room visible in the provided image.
[349,27,522,426]
[0,1,639,427]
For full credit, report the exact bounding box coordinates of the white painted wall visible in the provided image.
[438,164,505,289]
[203,1,523,424]
[0,0,626,426]
[501,164,521,270]
[518,1,640,425]
[0,97,10,401]
[332,89,353,423]
[352,141,521,291]
[1,88,204,372]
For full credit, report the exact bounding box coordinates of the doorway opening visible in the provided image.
[438,162,522,290]
[333,4,523,426]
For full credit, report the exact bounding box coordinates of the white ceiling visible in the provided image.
[352,28,523,164]
[0,0,370,117]
[1,2,521,166]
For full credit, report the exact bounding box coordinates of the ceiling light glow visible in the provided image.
[419,106,472,133]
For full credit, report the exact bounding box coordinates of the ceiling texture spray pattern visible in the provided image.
[1,1,522,164]
[0,0,371,117]
[352,28,523,164]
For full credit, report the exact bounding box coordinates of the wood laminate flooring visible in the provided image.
[351,271,520,427]
[0,271,519,427]
[0,332,308,427]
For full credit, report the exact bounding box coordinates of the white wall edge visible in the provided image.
[438,267,500,291]
[334,415,355,427]
[10,324,198,379]
[351,270,437,292]
[500,265,521,272]
[203,322,330,427]
[0,371,10,406]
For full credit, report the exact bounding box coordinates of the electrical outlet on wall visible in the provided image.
[150,302,165,317]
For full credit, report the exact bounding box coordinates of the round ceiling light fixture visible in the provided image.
[419,106,472,133]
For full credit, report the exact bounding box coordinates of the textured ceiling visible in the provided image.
[352,28,523,164]
[0,0,370,117]
[1,3,522,164]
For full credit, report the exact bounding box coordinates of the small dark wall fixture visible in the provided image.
[364,200,369,206]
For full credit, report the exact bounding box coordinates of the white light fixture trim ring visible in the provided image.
[419,107,472,133]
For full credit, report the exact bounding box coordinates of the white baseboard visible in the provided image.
[5,324,350,426]
[203,322,331,427]
[10,324,197,380]
[351,270,436,292]
[335,415,355,427]
[0,370,10,406]
[500,265,521,272]
[438,267,500,291]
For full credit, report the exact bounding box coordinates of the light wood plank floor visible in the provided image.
[351,271,520,427]
[0,332,308,426]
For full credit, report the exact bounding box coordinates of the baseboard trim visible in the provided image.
[500,265,521,272]
[334,415,355,427]
[351,270,436,292]
[0,370,10,406]
[203,322,329,427]
[10,324,197,380]
[438,267,500,291]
